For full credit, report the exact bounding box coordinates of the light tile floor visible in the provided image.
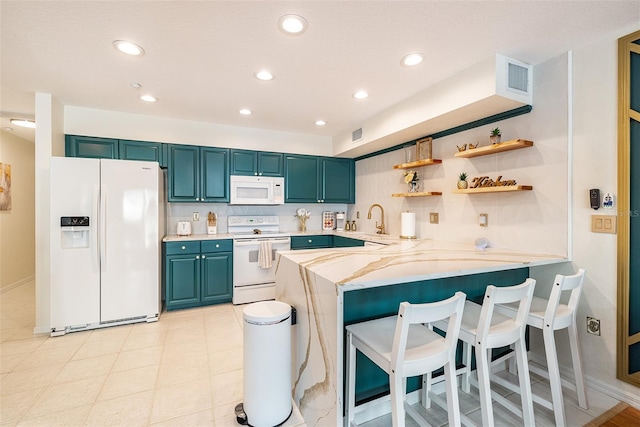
[0,280,622,426]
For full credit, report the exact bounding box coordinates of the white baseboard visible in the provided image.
[528,352,640,409]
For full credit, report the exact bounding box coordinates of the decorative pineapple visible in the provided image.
[457,172,468,189]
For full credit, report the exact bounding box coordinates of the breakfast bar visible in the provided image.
[275,237,565,426]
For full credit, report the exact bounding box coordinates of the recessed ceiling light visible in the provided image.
[278,14,308,35]
[315,120,327,126]
[353,90,369,99]
[255,70,274,81]
[239,109,252,115]
[139,94,157,102]
[10,119,36,128]
[401,53,424,67]
[112,40,145,56]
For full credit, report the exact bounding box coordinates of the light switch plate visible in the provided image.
[429,212,439,224]
[479,213,488,227]
[591,215,616,234]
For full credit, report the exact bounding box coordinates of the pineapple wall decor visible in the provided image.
[457,172,468,189]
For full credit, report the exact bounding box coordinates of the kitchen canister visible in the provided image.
[400,211,416,239]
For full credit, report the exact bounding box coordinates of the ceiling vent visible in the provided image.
[352,128,363,143]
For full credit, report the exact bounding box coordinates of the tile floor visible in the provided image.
[0,280,622,426]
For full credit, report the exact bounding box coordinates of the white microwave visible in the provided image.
[229,175,285,205]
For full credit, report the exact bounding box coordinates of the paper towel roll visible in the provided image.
[400,212,416,239]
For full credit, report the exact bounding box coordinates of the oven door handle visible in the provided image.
[233,237,291,246]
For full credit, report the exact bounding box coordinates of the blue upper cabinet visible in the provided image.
[168,144,200,202]
[167,144,229,203]
[231,149,283,176]
[119,140,167,167]
[320,157,355,203]
[285,154,320,203]
[285,154,355,203]
[65,135,119,159]
[201,147,229,202]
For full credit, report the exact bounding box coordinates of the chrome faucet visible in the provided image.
[367,203,386,234]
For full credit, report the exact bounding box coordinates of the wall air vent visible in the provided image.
[508,62,529,93]
[352,127,363,143]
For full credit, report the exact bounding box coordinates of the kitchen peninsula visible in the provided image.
[275,237,565,426]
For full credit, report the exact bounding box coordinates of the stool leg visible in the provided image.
[568,321,588,409]
[544,327,566,427]
[422,371,432,408]
[476,346,494,427]
[389,370,405,427]
[515,337,535,426]
[444,360,461,427]
[462,341,471,394]
[508,343,517,375]
[346,332,356,427]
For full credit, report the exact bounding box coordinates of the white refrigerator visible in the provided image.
[50,157,165,336]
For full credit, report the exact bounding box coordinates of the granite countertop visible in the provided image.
[278,239,566,290]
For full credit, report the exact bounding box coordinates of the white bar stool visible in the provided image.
[493,269,587,427]
[432,279,536,427]
[345,292,466,427]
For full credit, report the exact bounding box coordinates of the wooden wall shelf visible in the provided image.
[393,159,442,169]
[453,185,533,194]
[392,191,443,198]
[454,139,533,158]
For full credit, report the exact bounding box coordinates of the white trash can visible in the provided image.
[242,301,292,427]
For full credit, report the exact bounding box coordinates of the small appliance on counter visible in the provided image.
[322,211,336,231]
[207,212,217,235]
[177,220,192,236]
[335,212,346,231]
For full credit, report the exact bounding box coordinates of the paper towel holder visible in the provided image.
[400,211,417,239]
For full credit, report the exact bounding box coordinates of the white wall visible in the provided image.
[64,106,333,156]
[351,53,569,257]
[0,131,35,289]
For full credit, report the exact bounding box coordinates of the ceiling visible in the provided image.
[1,1,638,145]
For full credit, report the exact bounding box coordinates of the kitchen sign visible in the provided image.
[470,175,517,189]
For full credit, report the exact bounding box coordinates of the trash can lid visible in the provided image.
[243,301,291,325]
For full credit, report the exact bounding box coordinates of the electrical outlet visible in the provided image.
[430,212,439,224]
[193,212,200,222]
[587,317,601,336]
[479,213,488,227]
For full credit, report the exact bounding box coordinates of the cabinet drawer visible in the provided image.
[291,235,333,249]
[165,241,201,255]
[201,239,233,253]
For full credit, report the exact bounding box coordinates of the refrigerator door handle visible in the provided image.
[93,185,100,271]
[100,184,107,272]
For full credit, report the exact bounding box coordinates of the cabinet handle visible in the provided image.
[202,255,206,259]
[196,255,200,259]
[308,239,312,243]
[254,172,258,176]
[216,244,220,248]
[196,198,200,201]
[258,172,262,176]
[181,246,186,250]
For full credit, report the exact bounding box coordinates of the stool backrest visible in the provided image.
[477,278,536,348]
[391,292,467,374]
[545,268,586,327]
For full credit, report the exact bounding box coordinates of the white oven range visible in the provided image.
[228,215,291,305]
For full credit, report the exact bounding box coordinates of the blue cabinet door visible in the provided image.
[258,152,284,176]
[165,254,201,310]
[333,236,365,247]
[321,158,355,203]
[230,149,257,175]
[65,135,118,159]
[119,140,167,167]
[201,252,233,303]
[285,154,320,203]
[168,144,200,202]
[201,147,229,202]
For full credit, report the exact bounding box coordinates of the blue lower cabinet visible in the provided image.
[290,235,333,250]
[164,240,232,310]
